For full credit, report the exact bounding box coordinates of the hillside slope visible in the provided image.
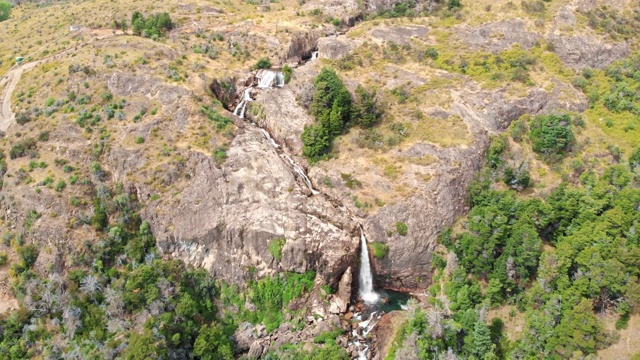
[0,0,639,359]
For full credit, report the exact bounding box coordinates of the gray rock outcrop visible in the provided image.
[548,35,630,69]
[142,127,359,286]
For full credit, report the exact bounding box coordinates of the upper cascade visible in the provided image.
[233,88,253,118]
[256,69,285,89]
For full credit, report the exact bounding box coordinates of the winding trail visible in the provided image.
[0,61,40,131]
[0,28,127,131]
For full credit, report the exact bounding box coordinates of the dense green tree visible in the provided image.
[529,114,574,161]
[130,11,173,39]
[0,1,10,22]
[548,299,602,357]
[472,321,494,359]
[487,136,507,169]
[302,124,332,162]
[303,68,353,162]
[193,323,234,360]
[123,330,168,360]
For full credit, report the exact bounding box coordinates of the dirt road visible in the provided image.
[0,28,125,132]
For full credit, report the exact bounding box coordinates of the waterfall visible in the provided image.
[282,154,319,195]
[257,70,285,89]
[311,51,318,60]
[260,128,279,148]
[233,88,253,118]
[359,227,379,304]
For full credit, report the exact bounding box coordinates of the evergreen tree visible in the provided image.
[472,320,494,359]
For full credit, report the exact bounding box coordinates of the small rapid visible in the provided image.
[282,154,319,195]
[233,88,253,118]
[257,69,285,89]
[260,128,279,149]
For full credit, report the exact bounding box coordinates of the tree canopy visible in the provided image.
[0,2,10,22]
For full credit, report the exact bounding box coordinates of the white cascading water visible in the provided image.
[311,51,318,60]
[282,154,319,195]
[233,88,253,118]
[257,70,285,89]
[351,311,382,360]
[359,227,380,304]
[260,128,279,149]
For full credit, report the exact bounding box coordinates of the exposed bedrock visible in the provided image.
[141,127,359,287]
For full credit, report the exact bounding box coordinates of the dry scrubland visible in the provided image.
[0,0,639,359]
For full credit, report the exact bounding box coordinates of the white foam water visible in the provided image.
[233,88,253,118]
[260,128,279,148]
[282,154,319,195]
[358,227,379,304]
[257,70,285,89]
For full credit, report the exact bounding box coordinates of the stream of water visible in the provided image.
[234,76,318,196]
[233,88,252,118]
[282,154,319,195]
[257,70,285,88]
[358,227,380,304]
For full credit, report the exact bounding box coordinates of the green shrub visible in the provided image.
[396,222,408,236]
[352,85,383,128]
[447,0,461,10]
[200,105,232,130]
[254,57,272,70]
[370,242,389,259]
[314,328,343,344]
[487,136,507,168]
[38,131,50,141]
[17,245,38,270]
[15,112,31,125]
[212,147,227,165]
[55,180,66,192]
[250,271,315,332]
[135,136,145,144]
[0,252,7,266]
[268,238,286,261]
[630,148,640,171]
[282,64,293,83]
[341,173,363,189]
[425,47,439,60]
[503,165,531,191]
[9,138,37,159]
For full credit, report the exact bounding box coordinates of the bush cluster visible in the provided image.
[131,11,173,39]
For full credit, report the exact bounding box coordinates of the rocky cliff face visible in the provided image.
[141,125,359,286]
[252,30,589,290]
